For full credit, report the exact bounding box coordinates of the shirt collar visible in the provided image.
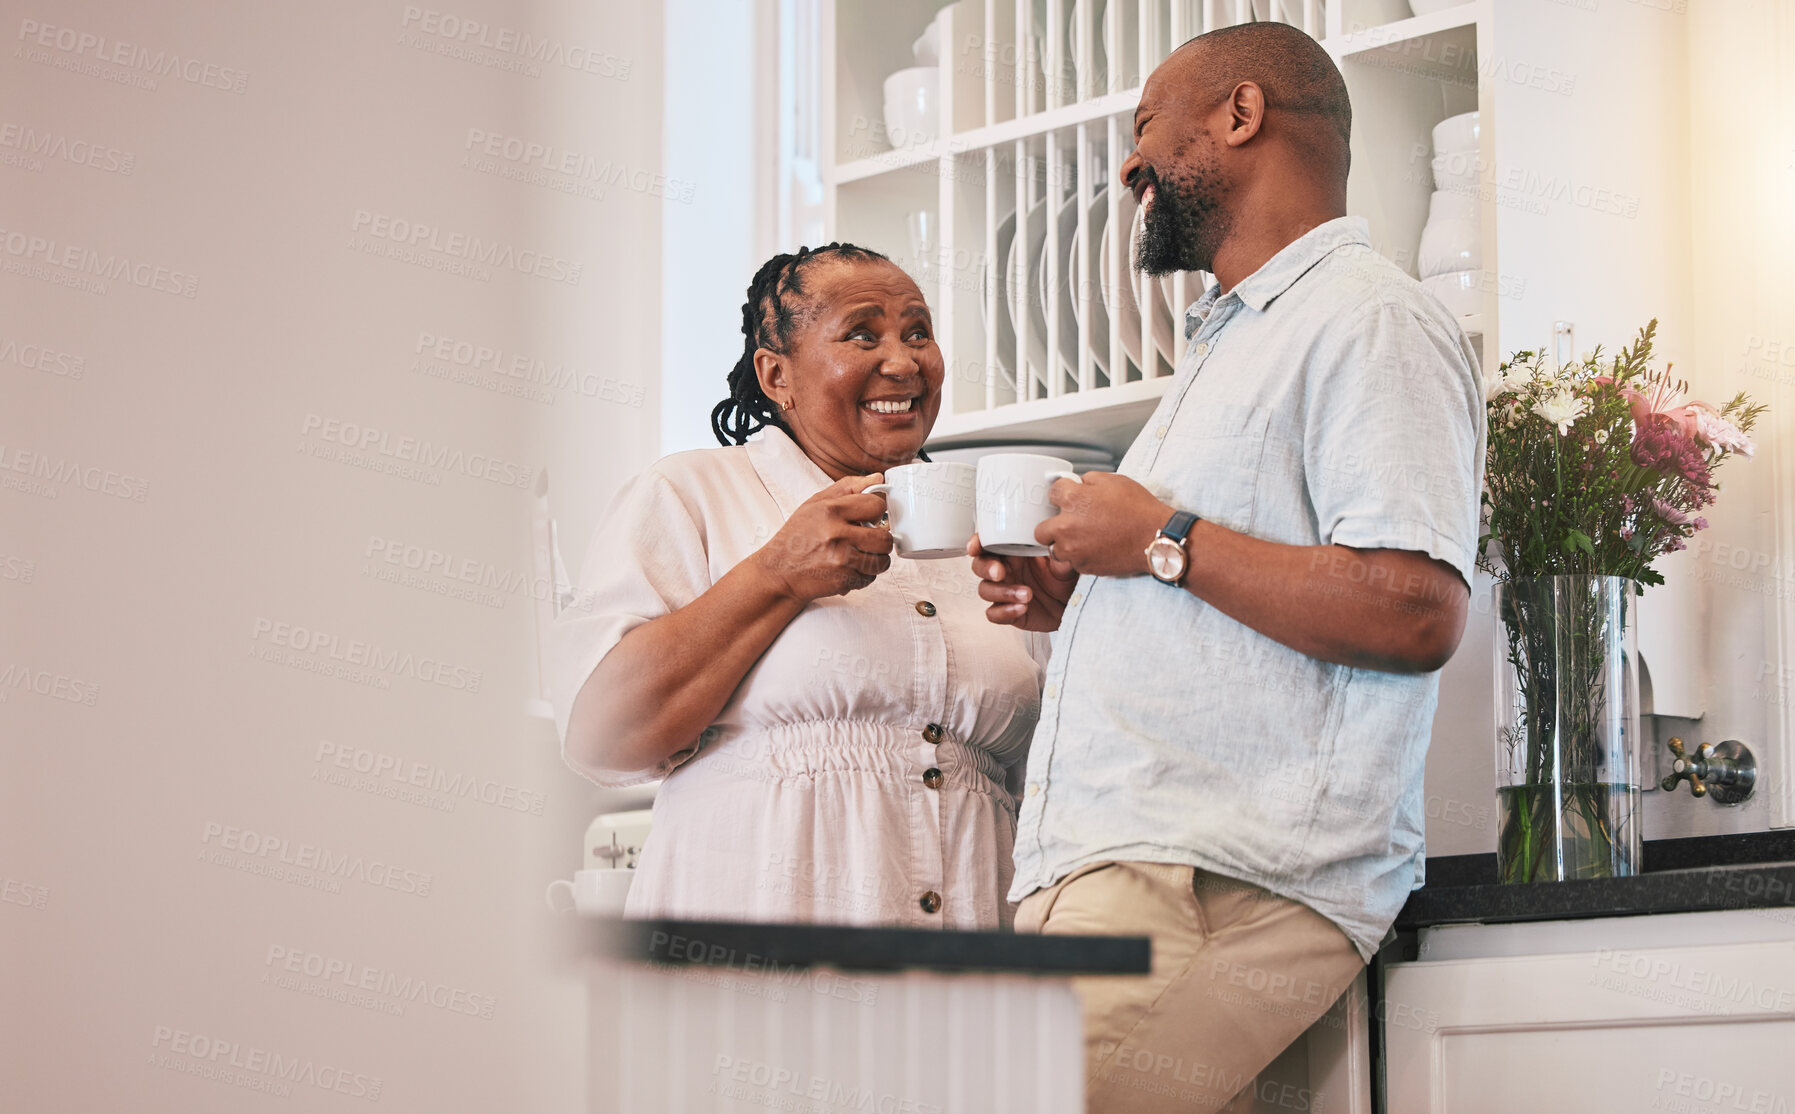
[744,426,834,519]
[1184,216,1372,330]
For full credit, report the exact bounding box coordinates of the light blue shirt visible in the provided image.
[1008,217,1486,959]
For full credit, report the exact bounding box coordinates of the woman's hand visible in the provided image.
[968,534,1079,631]
[751,474,894,603]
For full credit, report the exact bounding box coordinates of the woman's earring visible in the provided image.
[779,398,794,412]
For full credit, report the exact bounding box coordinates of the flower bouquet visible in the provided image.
[1480,320,1762,883]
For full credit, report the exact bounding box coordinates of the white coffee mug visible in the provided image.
[865,461,977,559]
[546,868,634,915]
[975,454,1081,556]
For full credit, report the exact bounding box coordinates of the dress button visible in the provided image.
[1069,592,1083,606]
[1025,783,1041,798]
[915,600,936,617]
[1156,425,1168,439]
[1194,341,1210,356]
[1044,683,1059,700]
[922,723,944,744]
[919,891,942,914]
[923,767,943,789]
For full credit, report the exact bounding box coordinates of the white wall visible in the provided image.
[660,0,771,457]
[1,1,663,1109]
[1425,0,1795,852]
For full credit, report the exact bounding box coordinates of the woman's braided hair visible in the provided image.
[711,242,890,446]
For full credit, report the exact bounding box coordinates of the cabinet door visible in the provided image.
[1383,940,1795,1113]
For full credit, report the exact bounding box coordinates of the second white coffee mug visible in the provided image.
[975,454,1080,556]
[866,461,977,559]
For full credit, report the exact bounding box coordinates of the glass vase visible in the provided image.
[1493,575,1641,883]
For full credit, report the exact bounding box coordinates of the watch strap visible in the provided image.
[1159,510,1199,543]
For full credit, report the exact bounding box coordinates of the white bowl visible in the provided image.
[1422,270,1483,318]
[1431,150,1481,191]
[1417,216,1481,279]
[883,66,939,148]
[1409,0,1474,15]
[1428,189,1478,223]
[1432,110,1479,156]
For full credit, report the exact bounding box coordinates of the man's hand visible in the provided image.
[968,534,1079,631]
[1034,472,1175,577]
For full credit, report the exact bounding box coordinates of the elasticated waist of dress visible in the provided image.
[682,721,1009,796]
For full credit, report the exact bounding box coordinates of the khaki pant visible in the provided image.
[1015,861,1363,1114]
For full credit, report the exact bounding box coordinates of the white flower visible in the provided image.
[1484,364,1534,402]
[1594,428,1609,444]
[1689,402,1755,458]
[1533,390,1589,435]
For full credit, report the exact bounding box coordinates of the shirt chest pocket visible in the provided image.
[1155,403,1272,535]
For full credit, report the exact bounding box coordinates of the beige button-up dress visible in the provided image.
[551,429,1049,930]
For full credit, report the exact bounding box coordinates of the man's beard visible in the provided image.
[1134,157,1231,276]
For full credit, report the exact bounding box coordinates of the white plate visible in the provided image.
[1007,196,1050,395]
[1064,189,1111,381]
[981,206,1018,394]
[1098,0,1139,90]
[1033,189,1088,385]
[1070,0,1107,97]
[1102,201,1177,373]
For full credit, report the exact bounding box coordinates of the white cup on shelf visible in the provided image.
[1422,270,1483,318]
[1418,216,1481,278]
[975,454,1080,557]
[1428,189,1479,224]
[866,462,977,559]
[546,869,633,915]
[1431,110,1480,156]
[883,66,939,148]
[1431,150,1482,192]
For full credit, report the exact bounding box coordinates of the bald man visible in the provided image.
[971,22,1485,1114]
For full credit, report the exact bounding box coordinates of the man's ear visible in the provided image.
[753,348,788,408]
[1223,81,1265,147]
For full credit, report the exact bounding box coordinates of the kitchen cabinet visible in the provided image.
[1382,837,1795,1113]
[820,0,1502,461]
[1381,911,1795,1114]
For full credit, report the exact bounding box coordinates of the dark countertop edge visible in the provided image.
[1419,830,1795,891]
[1396,861,1795,931]
[585,917,1153,976]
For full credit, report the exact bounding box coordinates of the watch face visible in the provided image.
[1147,537,1186,583]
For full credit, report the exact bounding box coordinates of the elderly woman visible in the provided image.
[552,243,1047,929]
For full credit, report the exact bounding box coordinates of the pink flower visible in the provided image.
[1687,401,1755,458]
[1632,414,1712,489]
[1652,497,1692,526]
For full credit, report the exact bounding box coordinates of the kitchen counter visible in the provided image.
[580,918,1147,1114]
[1396,829,1795,930]
[589,916,1151,975]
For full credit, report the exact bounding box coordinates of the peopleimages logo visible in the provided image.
[0,225,199,297]
[349,209,582,285]
[0,334,86,379]
[0,662,98,706]
[15,18,249,93]
[149,1025,381,1102]
[0,441,149,502]
[412,331,644,407]
[264,943,498,1019]
[398,6,630,80]
[200,820,434,897]
[298,412,534,489]
[249,616,484,693]
[0,121,134,174]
